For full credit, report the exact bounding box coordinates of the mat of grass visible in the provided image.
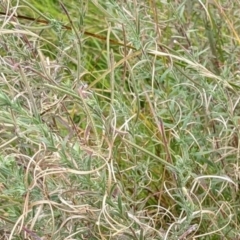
[0,0,240,239]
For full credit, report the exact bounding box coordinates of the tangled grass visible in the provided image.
[0,0,240,239]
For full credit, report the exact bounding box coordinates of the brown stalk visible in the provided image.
[0,11,135,49]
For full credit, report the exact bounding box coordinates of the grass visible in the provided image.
[0,0,240,239]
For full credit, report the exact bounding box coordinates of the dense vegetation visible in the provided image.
[0,0,240,239]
